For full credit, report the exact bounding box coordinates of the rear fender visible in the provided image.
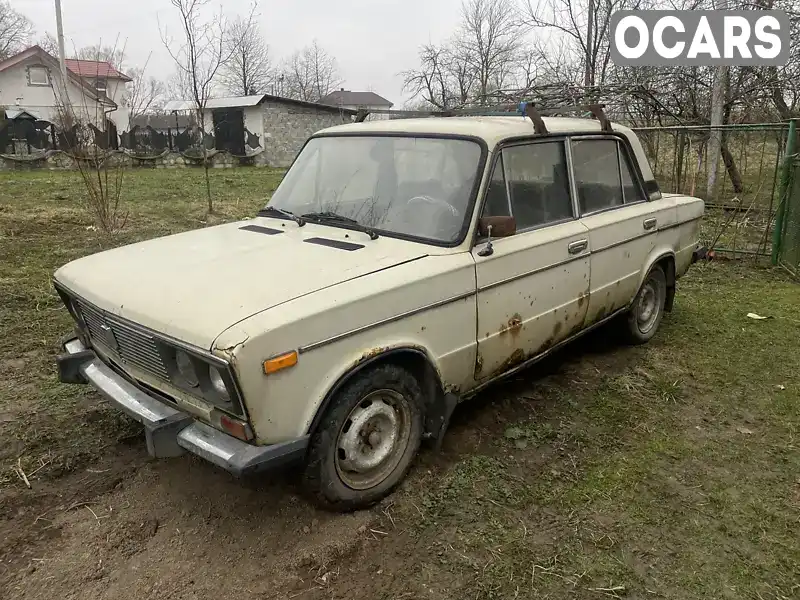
[636,248,676,311]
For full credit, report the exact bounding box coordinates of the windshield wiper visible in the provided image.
[301,212,380,240]
[258,205,306,226]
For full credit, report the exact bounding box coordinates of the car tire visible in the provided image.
[622,264,667,345]
[302,363,425,512]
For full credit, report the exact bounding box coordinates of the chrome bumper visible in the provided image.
[57,336,308,477]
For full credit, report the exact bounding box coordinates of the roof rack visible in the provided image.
[353,102,613,134]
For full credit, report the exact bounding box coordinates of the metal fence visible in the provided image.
[632,123,789,258]
[776,156,800,276]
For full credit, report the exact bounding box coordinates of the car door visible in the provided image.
[472,139,591,381]
[570,136,673,324]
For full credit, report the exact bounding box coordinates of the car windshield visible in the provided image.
[265,135,483,243]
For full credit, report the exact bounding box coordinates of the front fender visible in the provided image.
[302,342,446,437]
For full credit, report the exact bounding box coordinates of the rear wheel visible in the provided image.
[303,364,424,511]
[622,264,667,344]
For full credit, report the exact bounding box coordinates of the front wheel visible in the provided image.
[622,264,667,344]
[302,364,424,511]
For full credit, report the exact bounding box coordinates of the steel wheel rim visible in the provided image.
[335,389,412,491]
[636,277,662,334]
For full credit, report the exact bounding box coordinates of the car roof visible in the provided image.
[316,116,655,183]
[319,116,619,146]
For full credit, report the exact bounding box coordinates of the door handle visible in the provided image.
[643,218,657,230]
[568,239,588,255]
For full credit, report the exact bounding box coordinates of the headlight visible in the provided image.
[175,350,199,387]
[209,366,230,400]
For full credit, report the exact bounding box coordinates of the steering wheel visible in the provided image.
[406,195,459,218]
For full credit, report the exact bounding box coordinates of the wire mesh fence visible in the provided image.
[632,123,789,258]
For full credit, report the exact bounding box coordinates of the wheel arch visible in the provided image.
[640,249,676,312]
[306,345,449,440]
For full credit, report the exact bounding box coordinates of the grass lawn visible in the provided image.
[0,167,798,599]
[0,167,285,483]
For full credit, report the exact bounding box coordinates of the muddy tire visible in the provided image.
[302,364,425,512]
[622,264,667,345]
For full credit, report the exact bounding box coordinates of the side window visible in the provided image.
[481,155,511,217]
[502,141,573,230]
[572,139,624,214]
[619,146,646,203]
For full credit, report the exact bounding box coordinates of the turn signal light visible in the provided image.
[263,351,298,375]
[216,412,253,442]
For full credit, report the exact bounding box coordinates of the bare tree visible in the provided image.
[37,32,60,56]
[218,16,273,96]
[402,44,460,109]
[126,66,166,118]
[403,0,528,108]
[50,37,129,238]
[281,41,342,102]
[161,0,246,212]
[523,0,642,89]
[75,44,127,68]
[0,0,33,59]
[457,0,522,104]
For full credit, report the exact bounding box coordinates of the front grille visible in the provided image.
[75,300,170,381]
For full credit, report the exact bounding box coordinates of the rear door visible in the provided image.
[472,139,591,381]
[571,136,673,324]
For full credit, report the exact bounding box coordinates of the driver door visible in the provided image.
[472,140,591,381]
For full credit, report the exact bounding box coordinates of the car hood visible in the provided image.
[54,217,430,349]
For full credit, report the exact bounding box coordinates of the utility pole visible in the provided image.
[54,0,69,103]
[585,0,594,89]
[707,0,727,200]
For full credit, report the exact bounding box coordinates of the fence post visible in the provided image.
[772,119,798,265]
[168,128,173,151]
[50,124,57,149]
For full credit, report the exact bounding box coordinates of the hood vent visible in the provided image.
[304,237,364,251]
[240,224,284,236]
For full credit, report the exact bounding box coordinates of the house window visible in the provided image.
[27,66,51,86]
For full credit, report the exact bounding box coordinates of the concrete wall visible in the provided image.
[261,100,352,167]
[0,148,265,171]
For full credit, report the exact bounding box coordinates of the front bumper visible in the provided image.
[57,336,308,477]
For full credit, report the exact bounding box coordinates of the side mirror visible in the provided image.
[478,216,516,238]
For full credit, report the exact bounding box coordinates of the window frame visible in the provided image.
[276,131,489,249]
[26,65,51,87]
[473,136,578,241]
[567,134,650,218]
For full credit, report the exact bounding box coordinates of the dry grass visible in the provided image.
[0,168,798,599]
[0,167,285,484]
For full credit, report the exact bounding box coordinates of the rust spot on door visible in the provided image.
[499,313,523,338]
[491,348,525,377]
[578,293,588,308]
[539,336,556,353]
[553,320,563,337]
[474,353,484,378]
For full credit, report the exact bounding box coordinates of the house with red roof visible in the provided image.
[0,45,132,137]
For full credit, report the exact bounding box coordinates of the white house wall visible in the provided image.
[243,106,263,148]
[0,56,128,132]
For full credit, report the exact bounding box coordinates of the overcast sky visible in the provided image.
[15,0,466,106]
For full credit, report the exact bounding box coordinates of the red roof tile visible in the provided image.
[64,59,131,81]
